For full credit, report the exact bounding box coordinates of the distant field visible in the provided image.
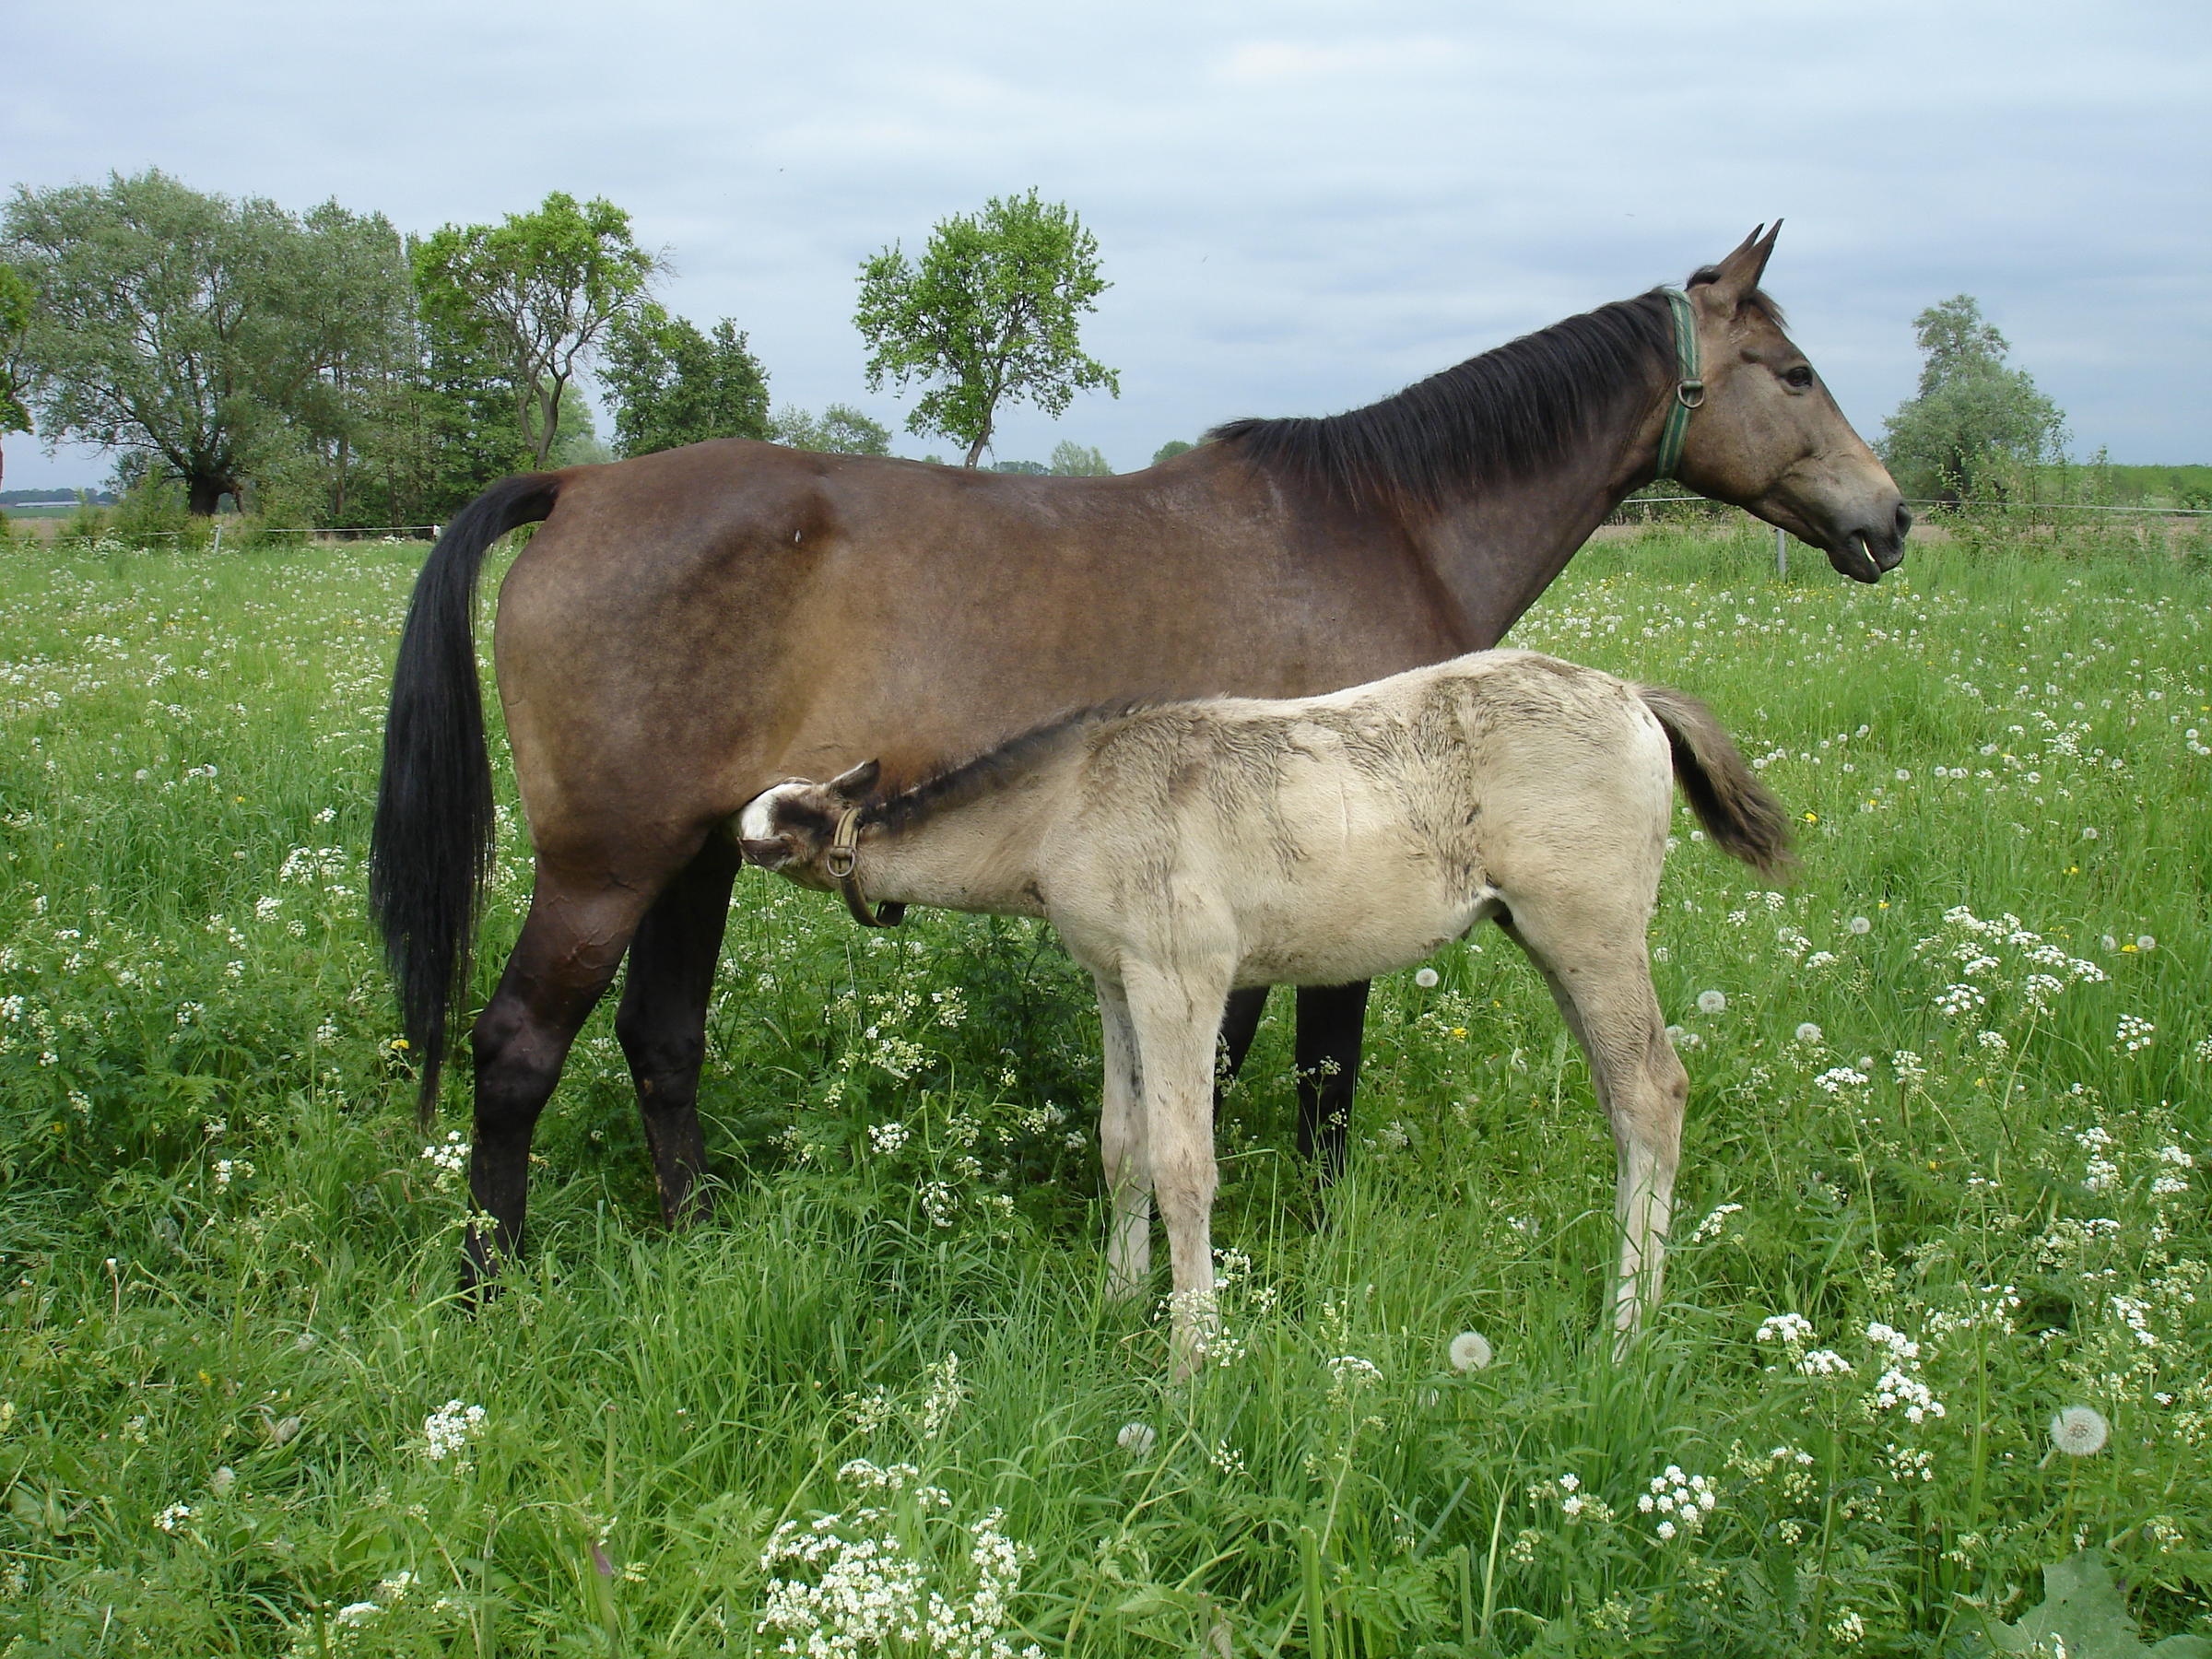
[0,526,2206,1654]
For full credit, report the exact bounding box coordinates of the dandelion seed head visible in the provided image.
[1696,989,1726,1015]
[1413,967,1440,989]
[1448,1331,1493,1371]
[2050,1406,2109,1456]
[1115,1422,1156,1457]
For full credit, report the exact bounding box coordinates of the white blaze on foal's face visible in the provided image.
[735,780,821,871]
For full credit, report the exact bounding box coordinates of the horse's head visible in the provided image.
[1668,224,1912,582]
[735,759,882,882]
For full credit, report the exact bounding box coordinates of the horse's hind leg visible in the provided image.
[466,863,659,1285]
[613,839,741,1228]
[1215,986,1268,1087]
[1497,900,1685,1347]
[1294,980,1370,1179]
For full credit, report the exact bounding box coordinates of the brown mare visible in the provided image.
[371,225,1909,1280]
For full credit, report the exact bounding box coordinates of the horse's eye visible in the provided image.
[1783,365,1815,390]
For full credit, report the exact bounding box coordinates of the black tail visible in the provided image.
[1636,685,1797,880]
[370,473,562,1124]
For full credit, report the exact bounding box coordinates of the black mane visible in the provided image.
[1206,276,1783,516]
[864,702,1154,838]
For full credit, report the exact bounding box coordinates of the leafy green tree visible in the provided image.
[258,203,426,525]
[0,263,32,490]
[413,192,658,471]
[1048,440,1112,477]
[855,189,1117,467]
[1150,439,1193,465]
[1,171,354,514]
[1881,295,2065,502]
[988,459,1048,476]
[770,403,892,456]
[600,303,771,457]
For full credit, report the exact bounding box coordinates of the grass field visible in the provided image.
[0,523,2206,1655]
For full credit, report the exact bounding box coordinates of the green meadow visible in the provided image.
[0,520,2206,1655]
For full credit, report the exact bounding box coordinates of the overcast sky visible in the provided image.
[6,0,2208,491]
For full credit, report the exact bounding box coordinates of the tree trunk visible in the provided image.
[185,472,235,517]
[962,423,992,469]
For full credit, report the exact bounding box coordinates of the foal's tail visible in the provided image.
[371,472,564,1124]
[1636,686,1797,879]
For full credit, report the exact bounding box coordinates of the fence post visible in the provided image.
[212,524,224,557]
[1775,524,1786,577]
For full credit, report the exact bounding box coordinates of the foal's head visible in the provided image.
[734,759,881,881]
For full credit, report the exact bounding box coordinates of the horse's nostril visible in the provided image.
[1895,503,1915,537]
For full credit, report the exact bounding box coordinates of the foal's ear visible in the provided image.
[826,758,881,803]
[1694,222,1782,311]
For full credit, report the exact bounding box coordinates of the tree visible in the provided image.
[2,171,348,514]
[0,264,31,490]
[413,192,657,471]
[259,202,425,525]
[1881,295,2065,502]
[770,403,891,456]
[1048,440,1112,476]
[854,189,1117,467]
[600,303,771,457]
[1150,439,1193,466]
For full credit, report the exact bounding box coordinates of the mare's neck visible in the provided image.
[1417,361,1674,649]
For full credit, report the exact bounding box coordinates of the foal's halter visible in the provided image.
[824,806,906,929]
[1653,288,1706,482]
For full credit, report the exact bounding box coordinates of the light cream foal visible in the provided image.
[735,649,1793,1371]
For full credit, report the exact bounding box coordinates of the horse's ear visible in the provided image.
[827,759,881,803]
[1695,221,1783,310]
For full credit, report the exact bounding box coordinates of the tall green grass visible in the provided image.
[0,526,2206,1654]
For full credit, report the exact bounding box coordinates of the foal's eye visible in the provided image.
[1782,365,1815,391]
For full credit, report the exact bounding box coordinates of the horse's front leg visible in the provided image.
[1124,957,1233,1379]
[1092,971,1151,1301]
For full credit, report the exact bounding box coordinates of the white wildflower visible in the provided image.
[1688,1202,1743,1243]
[422,1399,486,1463]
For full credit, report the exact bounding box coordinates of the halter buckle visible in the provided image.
[1675,378,1706,410]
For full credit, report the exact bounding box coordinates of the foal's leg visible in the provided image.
[465,865,660,1286]
[1124,957,1234,1377]
[1294,981,1371,1179]
[613,839,741,1227]
[1092,971,1151,1300]
[1498,904,1686,1347]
